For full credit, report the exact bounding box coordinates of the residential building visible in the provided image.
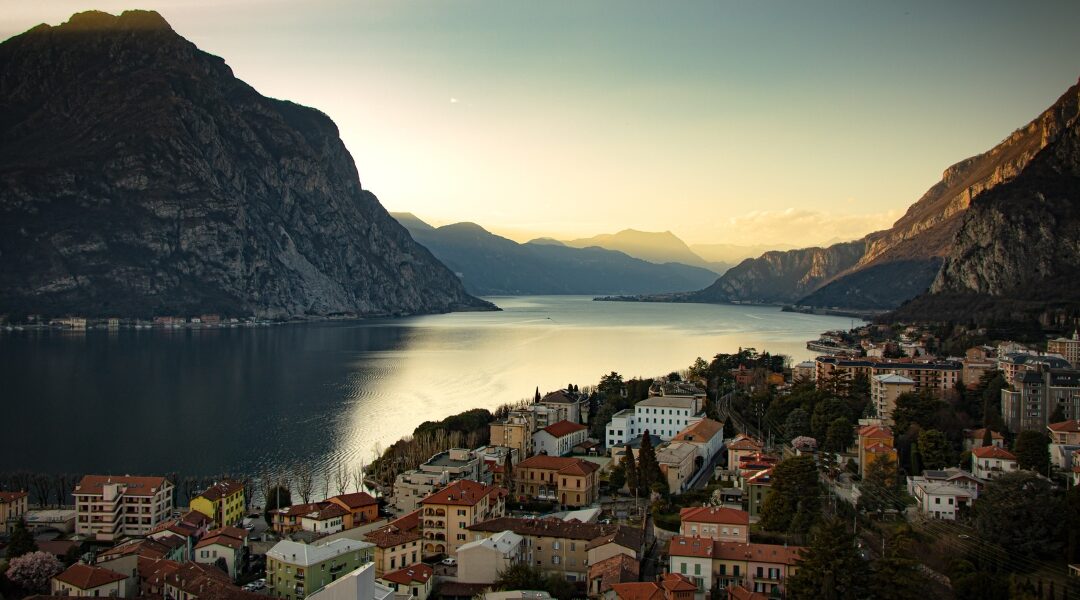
[1050,332,1080,368]
[815,356,961,398]
[306,563,394,600]
[194,526,248,579]
[466,517,642,583]
[671,418,725,467]
[792,361,816,382]
[394,450,484,513]
[999,352,1072,387]
[611,574,697,600]
[725,585,768,600]
[538,390,584,424]
[1049,420,1080,445]
[149,510,212,559]
[744,469,772,519]
[266,538,375,600]
[190,479,245,527]
[533,420,589,457]
[53,564,129,598]
[490,412,535,463]
[326,492,379,529]
[162,562,254,600]
[725,435,763,470]
[606,409,637,449]
[511,455,600,508]
[656,442,700,494]
[962,428,1004,451]
[961,347,997,386]
[273,503,329,535]
[475,445,519,486]
[74,475,174,541]
[1001,368,1080,432]
[913,468,985,499]
[0,490,28,534]
[588,553,640,599]
[419,479,506,556]
[455,530,526,584]
[365,510,422,577]
[907,478,973,520]
[605,396,705,447]
[668,537,801,597]
[678,507,749,543]
[870,374,915,425]
[857,426,895,479]
[971,446,1019,480]
[377,564,433,600]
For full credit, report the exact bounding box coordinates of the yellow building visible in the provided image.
[190,480,245,527]
[419,480,506,557]
[857,425,896,479]
[512,455,600,508]
[490,412,535,459]
[0,491,28,535]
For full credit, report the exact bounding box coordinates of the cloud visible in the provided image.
[715,208,900,248]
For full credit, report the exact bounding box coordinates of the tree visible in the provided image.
[869,528,927,600]
[982,427,994,447]
[534,387,541,403]
[1067,485,1080,565]
[1013,430,1051,474]
[621,445,639,494]
[6,518,37,559]
[811,398,850,441]
[5,551,63,594]
[893,391,946,434]
[503,450,514,488]
[786,518,869,600]
[263,484,292,526]
[823,417,853,453]
[759,455,820,534]
[598,372,624,399]
[783,408,812,440]
[974,472,1061,558]
[688,357,709,380]
[917,429,950,469]
[295,465,315,503]
[636,430,664,495]
[609,465,626,492]
[1050,404,1067,424]
[858,454,904,514]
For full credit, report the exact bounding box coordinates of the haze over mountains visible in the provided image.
[0,11,491,319]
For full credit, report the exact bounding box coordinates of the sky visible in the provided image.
[3,1,1080,248]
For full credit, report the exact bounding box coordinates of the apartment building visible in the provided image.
[0,491,28,534]
[678,507,749,543]
[533,420,588,457]
[606,396,705,447]
[671,418,725,466]
[418,479,506,556]
[538,389,584,424]
[1049,332,1080,368]
[668,536,801,597]
[512,455,600,508]
[190,479,245,527]
[266,539,375,600]
[74,475,174,541]
[490,411,536,460]
[870,374,915,425]
[391,450,481,514]
[365,510,422,577]
[1001,368,1080,432]
[815,356,961,398]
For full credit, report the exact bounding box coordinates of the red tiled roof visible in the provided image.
[588,554,640,595]
[679,506,749,526]
[391,509,421,531]
[661,573,697,592]
[329,491,377,509]
[276,502,327,516]
[379,564,433,586]
[727,584,769,600]
[421,480,502,507]
[365,509,422,548]
[1049,420,1080,433]
[542,420,588,438]
[182,510,212,527]
[309,503,349,520]
[194,480,244,502]
[54,564,127,589]
[858,425,892,439]
[516,455,600,476]
[100,538,170,560]
[965,428,1004,440]
[0,491,27,503]
[973,446,1017,460]
[74,475,170,496]
[668,536,714,558]
[196,534,243,550]
[612,581,665,600]
[713,541,801,565]
[726,435,763,451]
[673,418,723,443]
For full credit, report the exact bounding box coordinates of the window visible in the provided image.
[694,564,701,575]
[553,541,561,550]
[680,563,687,574]
[756,567,763,577]
[552,556,560,565]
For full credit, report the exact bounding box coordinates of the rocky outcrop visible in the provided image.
[0,11,492,319]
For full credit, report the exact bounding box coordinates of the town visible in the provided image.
[3,322,1080,600]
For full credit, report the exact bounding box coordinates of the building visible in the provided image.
[162,561,255,600]
[971,446,1019,480]
[393,450,483,514]
[907,479,973,520]
[815,356,961,398]
[511,455,601,508]
[52,563,129,598]
[1001,368,1080,432]
[307,563,394,600]
[490,413,535,464]
[605,396,705,448]
[538,390,584,424]
[326,492,380,529]
[870,374,915,425]
[190,480,246,527]
[667,537,801,597]
[962,428,1004,451]
[656,442,700,494]
[266,538,376,600]
[74,475,174,541]
[0,490,28,534]
[533,420,589,457]
[365,510,422,577]
[856,426,895,478]
[792,361,816,382]
[1049,332,1080,368]
[744,469,772,519]
[466,517,643,583]
[1049,420,1080,445]
[999,352,1072,387]
[419,479,506,556]
[588,553,640,599]
[476,445,519,486]
[671,419,725,467]
[678,507,749,543]
[377,564,433,600]
[725,435,763,470]
[194,526,248,579]
[455,530,526,584]
[962,347,998,386]
[611,574,697,600]
[150,510,212,559]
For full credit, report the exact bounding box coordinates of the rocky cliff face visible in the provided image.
[0,11,491,319]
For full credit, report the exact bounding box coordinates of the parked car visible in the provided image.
[441,557,456,566]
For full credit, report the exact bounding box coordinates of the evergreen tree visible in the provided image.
[1013,430,1051,474]
[974,472,1061,558]
[1050,404,1067,424]
[917,429,950,469]
[783,408,812,440]
[534,387,541,403]
[502,450,514,488]
[263,485,292,526]
[869,528,927,600]
[786,518,869,600]
[609,465,626,491]
[759,455,820,533]
[6,517,37,559]
[982,427,994,447]
[621,445,639,494]
[636,430,664,495]
[859,454,904,514]
[823,417,853,453]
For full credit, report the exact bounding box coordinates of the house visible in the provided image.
[266,539,376,599]
[534,420,589,457]
[679,507,749,543]
[792,361,815,382]
[194,526,248,580]
[365,510,422,576]
[301,503,349,535]
[74,475,174,541]
[725,435,763,470]
[272,502,329,535]
[307,563,394,600]
[656,442,701,494]
[725,585,768,600]
[668,537,801,597]
[605,396,706,447]
[671,418,725,467]
[162,562,255,600]
[744,470,772,519]
[466,517,643,583]
[1049,420,1080,445]
[455,530,525,584]
[857,426,896,479]
[588,553,640,599]
[915,468,985,499]
[393,449,482,513]
[611,574,697,600]
[149,510,212,559]
[97,536,187,586]
[971,446,1019,480]
[906,479,973,520]
[538,389,584,424]
[419,479,506,556]
[870,374,915,425]
[962,428,1004,451]
[491,411,536,460]
[52,563,129,598]
[377,564,433,600]
[190,479,246,527]
[0,490,28,534]
[512,455,601,508]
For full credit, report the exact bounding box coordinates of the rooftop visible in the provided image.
[636,396,698,410]
[873,374,915,384]
[329,491,378,509]
[379,564,433,586]
[516,455,600,476]
[421,479,503,507]
[542,420,588,438]
[266,538,374,567]
[679,506,749,526]
[671,418,723,443]
[973,446,1017,460]
[1049,420,1080,433]
[194,480,244,502]
[457,530,524,555]
[74,474,170,496]
[54,564,127,589]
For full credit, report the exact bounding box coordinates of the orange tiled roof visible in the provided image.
[661,573,698,593]
[194,480,244,502]
[611,581,665,600]
[329,491,378,509]
[74,475,169,496]
[196,534,243,550]
[668,536,715,558]
[379,564,433,586]
[858,425,893,439]
[679,506,749,526]
[54,564,127,589]
[673,419,723,443]
[727,584,769,600]
[1049,420,1080,433]
[516,455,600,476]
[420,480,501,507]
[726,435,763,451]
[973,446,1017,460]
[0,491,27,503]
[588,554,640,594]
[542,420,588,438]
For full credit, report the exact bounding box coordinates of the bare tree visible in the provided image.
[295,466,314,504]
[11,471,32,494]
[321,467,331,501]
[53,473,72,506]
[31,474,51,507]
[352,464,365,493]
[334,463,348,496]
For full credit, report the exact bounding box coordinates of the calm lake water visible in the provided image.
[0,296,852,480]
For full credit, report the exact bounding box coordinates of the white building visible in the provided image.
[907,478,973,520]
[533,420,588,456]
[671,418,725,466]
[74,475,174,541]
[393,448,481,512]
[871,374,915,425]
[971,446,1019,480]
[456,530,525,584]
[605,396,704,447]
[537,390,583,424]
[307,563,394,600]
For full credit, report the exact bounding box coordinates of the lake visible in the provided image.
[0,296,851,482]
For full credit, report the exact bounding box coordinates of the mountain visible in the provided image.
[690,242,796,266]
[0,11,491,319]
[390,212,436,234]
[564,229,729,273]
[643,77,1080,310]
[525,237,566,247]
[393,218,720,296]
[889,79,1080,325]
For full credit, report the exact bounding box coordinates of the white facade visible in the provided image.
[907,479,972,520]
[532,423,588,457]
[74,476,174,541]
[456,530,525,584]
[669,553,713,595]
[605,396,704,447]
[307,563,394,600]
[971,450,1019,480]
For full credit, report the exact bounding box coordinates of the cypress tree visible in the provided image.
[637,430,664,494]
[534,387,541,403]
[982,427,993,447]
[621,445,638,494]
[6,517,38,559]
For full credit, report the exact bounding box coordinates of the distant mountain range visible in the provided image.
[0,11,491,319]
[617,76,1080,324]
[560,229,729,273]
[391,214,721,296]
